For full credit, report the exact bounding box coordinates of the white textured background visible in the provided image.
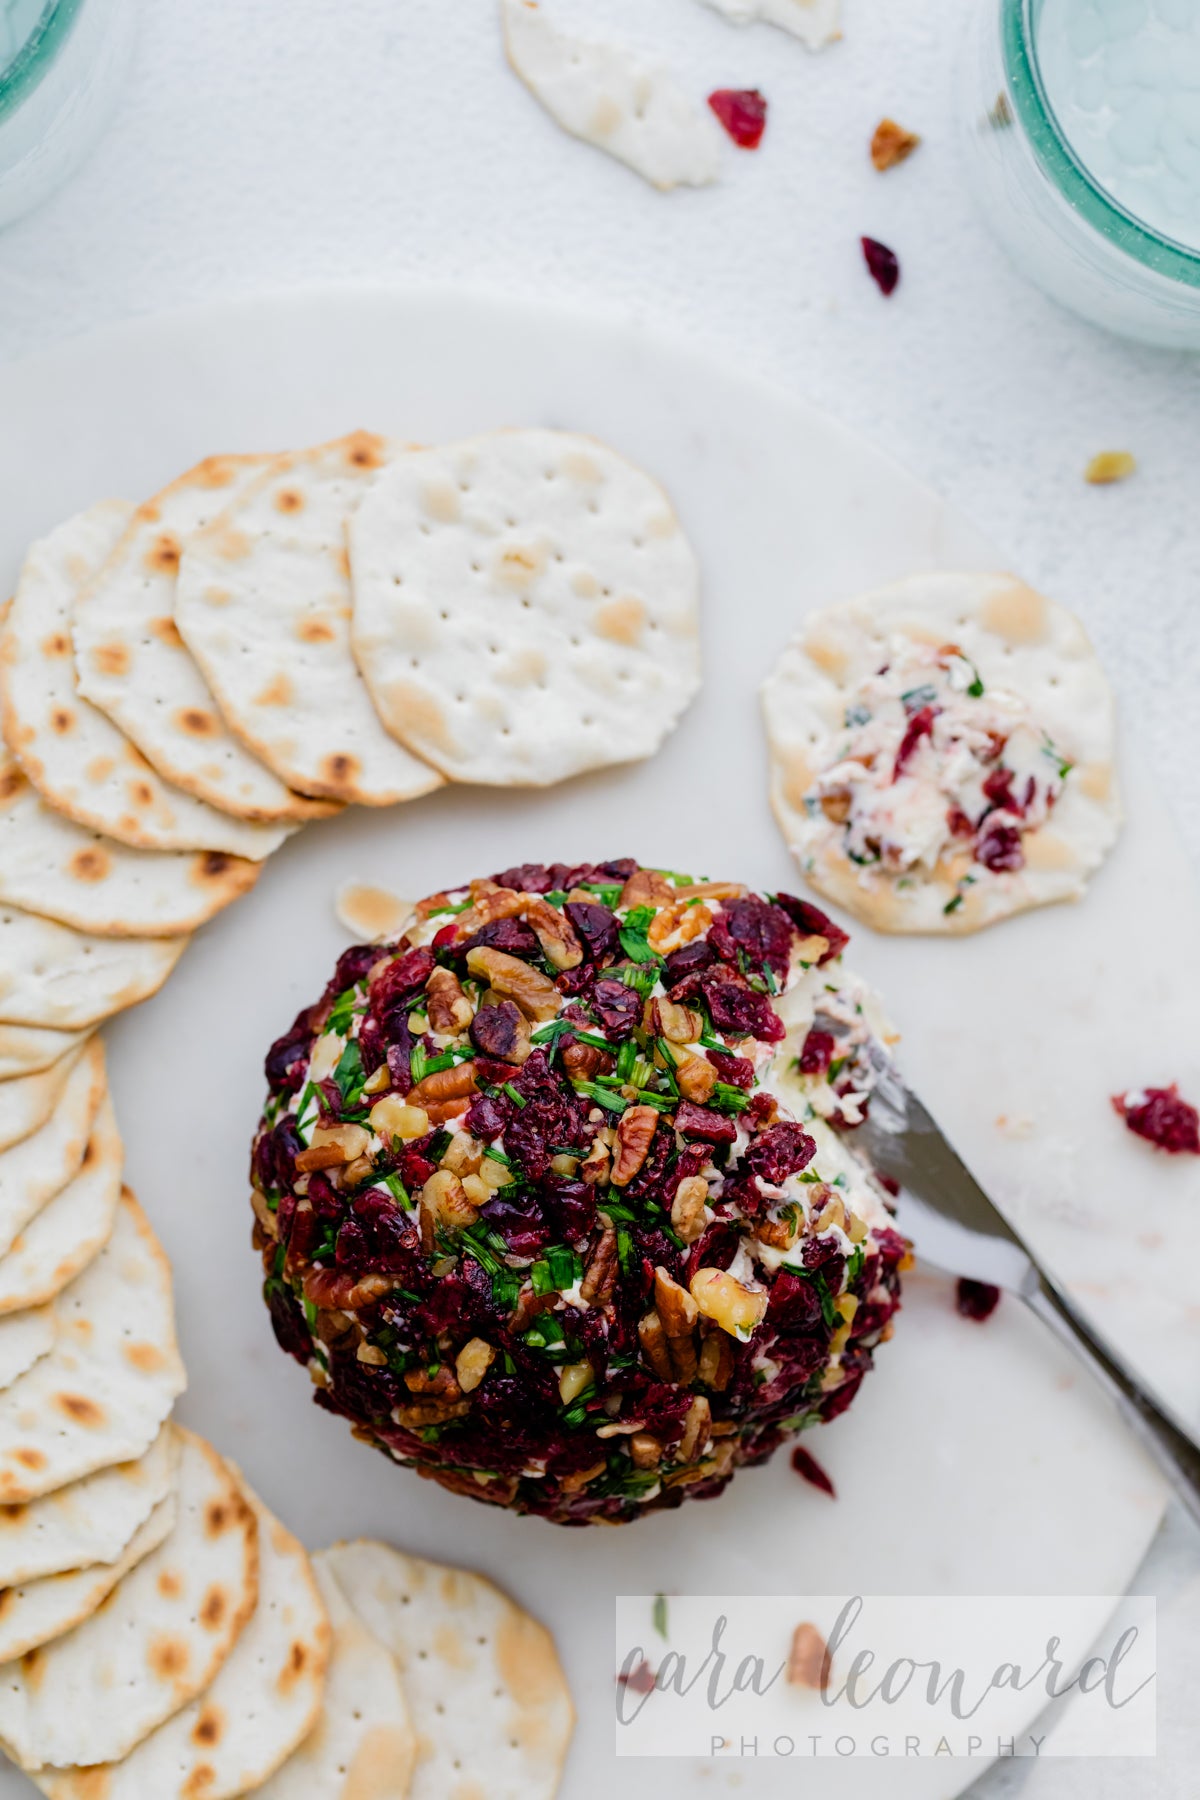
[0,1,1197,1796]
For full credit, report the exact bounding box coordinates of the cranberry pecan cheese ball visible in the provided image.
[250,860,907,1525]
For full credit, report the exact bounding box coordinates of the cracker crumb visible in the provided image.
[870,118,921,171]
[334,881,414,942]
[787,1621,831,1689]
[1085,451,1136,485]
[995,1112,1036,1140]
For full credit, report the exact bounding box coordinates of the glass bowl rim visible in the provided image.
[0,0,85,125]
[1004,0,1200,290]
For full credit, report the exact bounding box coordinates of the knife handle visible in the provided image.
[1024,1274,1200,1531]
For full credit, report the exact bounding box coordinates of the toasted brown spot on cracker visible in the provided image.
[92,639,131,676]
[495,1607,563,1708]
[320,752,360,786]
[86,755,116,782]
[150,615,185,649]
[345,432,387,470]
[199,1583,229,1630]
[0,767,24,803]
[384,678,454,755]
[195,457,241,490]
[274,487,305,514]
[19,1645,44,1690]
[41,631,71,657]
[128,779,156,808]
[204,1499,231,1536]
[296,615,336,644]
[277,1638,309,1694]
[493,541,545,589]
[50,706,75,734]
[148,1632,190,1681]
[981,580,1048,644]
[254,672,293,707]
[158,1568,184,1599]
[12,1448,46,1471]
[594,596,646,646]
[0,1505,28,1527]
[198,852,231,881]
[183,1764,218,1798]
[56,1392,105,1427]
[344,1725,416,1799]
[146,534,182,575]
[124,1340,165,1372]
[176,706,218,737]
[69,846,111,883]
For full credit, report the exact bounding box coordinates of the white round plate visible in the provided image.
[0,290,1174,1800]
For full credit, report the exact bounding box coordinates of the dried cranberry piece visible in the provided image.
[974,819,1024,872]
[663,940,715,986]
[744,1123,817,1184]
[481,1196,551,1259]
[564,901,619,963]
[334,1217,369,1270]
[893,705,936,778]
[861,236,900,296]
[982,766,1016,812]
[470,1000,528,1061]
[707,895,795,978]
[590,977,642,1039]
[543,1179,597,1243]
[708,87,768,149]
[797,1029,835,1076]
[765,1271,822,1331]
[955,1278,1001,1322]
[431,923,457,950]
[324,1350,401,1426]
[773,894,850,963]
[1112,1085,1200,1155]
[491,863,553,893]
[674,1101,739,1143]
[459,917,540,958]
[702,976,785,1043]
[265,1281,310,1363]
[371,947,435,1008]
[264,1006,319,1093]
[385,1021,415,1094]
[819,1367,865,1420]
[464,1091,509,1141]
[353,1191,421,1272]
[331,944,382,995]
[706,1048,755,1089]
[617,1659,657,1694]
[946,807,975,838]
[791,1445,836,1498]
[505,1062,591,1181]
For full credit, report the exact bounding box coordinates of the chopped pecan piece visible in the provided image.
[755,1206,802,1251]
[559,1460,608,1493]
[454,1337,496,1393]
[561,1039,611,1080]
[670,1175,709,1245]
[302,1268,393,1312]
[524,895,583,970]
[452,884,526,940]
[618,869,675,909]
[404,1362,462,1400]
[393,1397,472,1429]
[788,1623,832,1690]
[426,966,474,1034]
[580,1225,619,1306]
[408,1062,478,1108]
[469,1000,532,1064]
[674,1053,718,1104]
[674,881,747,902]
[295,1122,370,1172]
[697,1331,734,1391]
[870,117,921,171]
[465,946,560,1021]
[579,1139,612,1186]
[418,1168,478,1248]
[676,1395,711,1464]
[629,1432,663,1470]
[654,1266,699,1384]
[637,1309,673,1382]
[611,1104,658,1188]
[355,1341,388,1366]
[510,1287,559,1334]
[250,1186,278,1239]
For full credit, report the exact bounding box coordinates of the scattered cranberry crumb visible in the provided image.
[708,88,768,150]
[1112,1085,1200,1156]
[955,1278,1001,1322]
[861,236,900,296]
[617,1659,656,1693]
[791,1445,836,1497]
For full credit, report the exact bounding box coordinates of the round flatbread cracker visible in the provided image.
[0,507,291,859]
[348,428,702,785]
[72,457,338,824]
[321,1540,573,1800]
[0,1189,185,1504]
[176,432,443,806]
[259,1554,415,1800]
[0,1308,55,1394]
[39,1483,330,1799]
[0,1025,88,1084]
[0,755,261,939]
[0,901,187,1032]
[0,1488,177,1666]
[0,1037,105,1262]
[0,1101,123,1316]
[762,572,1122,934]
[0,1423,178,1591]
[0,1429,257,1772]
[0,1044,86,1156]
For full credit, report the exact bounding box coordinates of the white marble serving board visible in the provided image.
[0,289,1189,1800]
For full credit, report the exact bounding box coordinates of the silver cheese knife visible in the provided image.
[852,1042,1200,1530]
